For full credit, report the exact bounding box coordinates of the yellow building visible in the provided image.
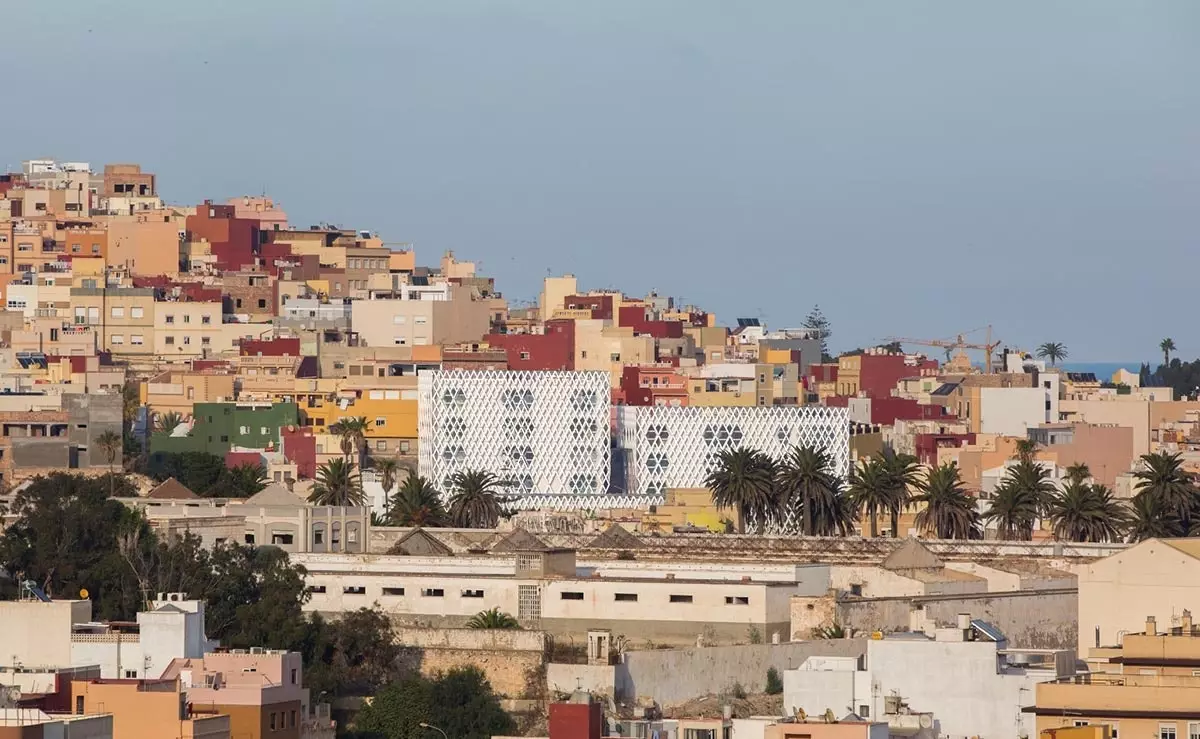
[143,370,237,417]
[639,488,738,533]
[1031,613,1200,739]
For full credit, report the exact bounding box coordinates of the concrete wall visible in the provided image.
[829,589,1078,650]
[392,627,547,699]
[615,639,867,706]
[0,600,91,668]
[546,663,616,699]
[980,387,1047,436]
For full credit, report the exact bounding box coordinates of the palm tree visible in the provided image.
[811,478,858,537]
[374,458,401,495]
[308,458,365,507]
[778,445,838,536]
[466,607,521,629]
[389,474,448,527]
[1047,482,1128,543]
[1064,463,1092,486]
[1161,338,1177,365]
[705,448,779,533]
[447,470,509,528]
[1036,342,1068,366]
[1133,451,1197,529]
[879,448,920,537]
[1127,492,1182,542]
[986,460,1056,540]
[330,416,369,468]
[95,430,122,497]
[219,462,269,498]
[1012,438,1040,464]
[848,457,890,538]
[912,462,980,540]
[810,623,846,639]
[156,411,184,434]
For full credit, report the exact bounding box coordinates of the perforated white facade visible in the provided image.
[418,370,612,509]
[617,405,851,501]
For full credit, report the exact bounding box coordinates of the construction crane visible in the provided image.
[885,325,1002,373]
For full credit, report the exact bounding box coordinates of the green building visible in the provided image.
[150,401,300,457]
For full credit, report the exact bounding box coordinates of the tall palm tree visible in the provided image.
[330,416,369,468]
[219,462,269,497]
[811,478,858,537]
[95,430,122,497]
[308,458,365,507]
[1161,338,1177,365]
[448,470,509,528]
[389,474,448,527]
[1127,491,1182,542]
[777,445,838,536]
[1133,451,1197,529]
[912,462,980,540]
[466,607,521,629]
[374,458,401,495]
[848,457,890,538]
[1064,463,1092,486]
[879,448,920,537]
[985,460,1056,540]
[705,448,779,533]
[1047,482,1128,543]
[1036,342,1068,366]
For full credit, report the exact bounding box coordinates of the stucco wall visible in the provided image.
[615,639,867,706]
[546,663,616,699]
[392,628,547,699]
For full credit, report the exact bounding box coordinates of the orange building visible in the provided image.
[70,679,230,739]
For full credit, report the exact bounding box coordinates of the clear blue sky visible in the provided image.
[8,1,1199,361]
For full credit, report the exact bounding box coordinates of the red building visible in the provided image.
[617,305,683,339]
[854,397,958,426]
[915,431,977,466]
[563,294,614,320]
[849,353,939,399]
[619,365,689,406]
[239,337,301,357]
[186,200,260,271]
[487,320,575,371]
[548,699,602,739]
[281,425,317,479]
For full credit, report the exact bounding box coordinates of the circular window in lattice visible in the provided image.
[442,389,467,408]
[645,424,669,446]
[646,452,669,474]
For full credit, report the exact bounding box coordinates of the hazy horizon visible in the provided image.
[7,1,1198,361]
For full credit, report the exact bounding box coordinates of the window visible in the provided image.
[421,588,445,597]
[669,594,693,603]
[610,353,621,362]
[725,596,750,606]
[165,336,175,345]
[343,586,367,595]
[201,315,211,325]
[130,306,144,318]
[291,709,297,727]
[110,334,124,345]
[183,336,191,345]
[375,417,386,427]
[376,440,387,451]
[393,315,406,324]
[519,351,531,360]
[75,696,84,715]
[414,316,427,325]
[111,306,125,318]
[270,713,277,730]
[124,670,138,678]
[201,337,210,346]
[1188,723,1200,739]
[394,337,407,345]
[1161,724,1178,739]
[258,299,267,308]
[580,350,588,359]
[245,533,256,544]
[313,529,323,545]
[561,591,585,600]
[165,315,175,324]
[131,335,144,345]
[1074,722,1090,728]
[272,533,294,545]
[859,705,870,718]
[399,440,411,453]
[849,583,863,597]
[17,243,32,252]
[462,589,485,598]
[614,593,638,602]
[382,587,405,596]
[308,585,326,594]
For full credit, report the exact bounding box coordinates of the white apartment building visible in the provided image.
[784,620,1073,739]
[418,370,612,507]
[616,405,850,502]
[295,547,830,645]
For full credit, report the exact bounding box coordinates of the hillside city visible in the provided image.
[0,157,1197,739]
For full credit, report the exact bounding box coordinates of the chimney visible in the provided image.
[1184,610,1194,634]
[1146,616,1157,636]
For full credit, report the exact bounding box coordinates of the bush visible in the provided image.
[765,667,783,695]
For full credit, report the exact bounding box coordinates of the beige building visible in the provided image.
[153,300,224,357]
[350,286,490,348]
[573,319,655,385]
[69,286,156,357]
[539,274,577,322]
[143,370,237,417]
[102,209,184,276]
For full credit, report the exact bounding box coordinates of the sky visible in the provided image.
[7,1,1199,361]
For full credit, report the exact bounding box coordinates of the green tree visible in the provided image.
[913,463,980,540]
[156,411,185,434]
[765,667,783,695]
[1064,463,1092,486]
[879,448,920,538]
[374,458,402,496]
[146,451,228,495]
[1133,451,1197,531]
[447,471,509,528]
[95,430,123,497]
[331,416,370,468]
[210,462,269,498]
[1012,439,1040,464]
[705,448,779,533]
[303,608,402,699]
[777,445,837,536]
[1127,492,1182,542]
[1162,338,1177,365]
[1047,482,1128,543]
[985,460,1055,541]
[1036,342,1068,366]
[847,457,889,538]
[309,458,365,507]
[802,305,833,361]
[388,475,448,527]
[353,667,515,739]
[810,623,846,639]
[466,608,520,630]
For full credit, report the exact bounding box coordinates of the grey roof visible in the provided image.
[390,528,454,557]
[588,524,644,550]
[882,537,944,571]
[491,527,551,553]
[931,382,960,397]
[242,483,305,507]
[146,477,199,500]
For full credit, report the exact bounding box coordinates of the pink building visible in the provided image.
[226,197,288,232]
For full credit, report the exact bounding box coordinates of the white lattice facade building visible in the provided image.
[418,370,612,509]
[616,405,851,502]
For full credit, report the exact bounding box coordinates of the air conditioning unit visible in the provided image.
[250,647,265,654]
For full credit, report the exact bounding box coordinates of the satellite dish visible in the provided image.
[79,588,89,599]
[6,686,22,704]
[919,714,933,729]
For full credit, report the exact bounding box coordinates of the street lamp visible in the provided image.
[419,722,448,739]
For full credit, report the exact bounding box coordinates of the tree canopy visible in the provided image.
[350,666,515,739]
